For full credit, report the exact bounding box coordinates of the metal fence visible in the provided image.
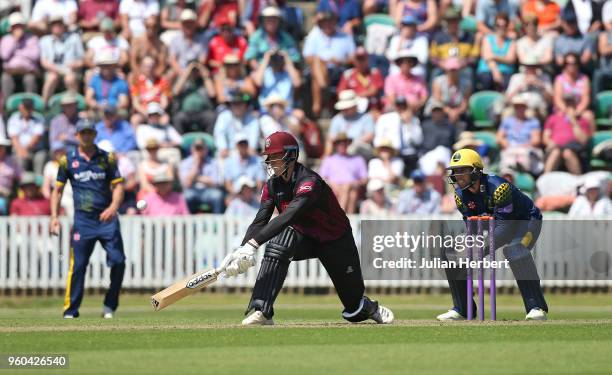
[0,215,610,292]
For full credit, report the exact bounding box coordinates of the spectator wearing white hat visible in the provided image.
[1,13,40,98]
[259,95,301,139]
[328,90,375,158]
[395,170,441,214]
[0,138,22,215]
[39,15,84,105]
[119,0,160,40]
[135,102,182,152]
[225,176,259,218]
[244,6,300,71]
[28,0,77,35]
[168,9,207,80]
[368,139,404,187]
[86,52,129,112]
[568,177,612,216]
[360,178,394,216]
[223,134,266,194]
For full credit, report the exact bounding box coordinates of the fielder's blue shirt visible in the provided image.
[56,146,123,216]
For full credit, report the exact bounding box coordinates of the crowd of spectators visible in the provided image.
[0,0,610,218]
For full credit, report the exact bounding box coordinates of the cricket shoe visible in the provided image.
[242,311,274,326]
[102,306,114,319]
[436,309,466,321]
[371,305,394,324]
[525,308,547,321]
[63,314,75,319]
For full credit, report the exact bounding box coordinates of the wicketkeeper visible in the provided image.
[439,148,549,321]
[220,131,394,325]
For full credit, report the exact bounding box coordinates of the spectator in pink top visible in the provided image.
[543,94,592,175]
[140,173,189,216]
[319,132,367,214]
[553,52,595,133]
[0,13,40,98]
[383,50,428,112]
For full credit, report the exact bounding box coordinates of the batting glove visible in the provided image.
[221,241,258,277]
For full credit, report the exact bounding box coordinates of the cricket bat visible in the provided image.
[151,266,224,311]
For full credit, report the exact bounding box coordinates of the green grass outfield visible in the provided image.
[1,293,612,374]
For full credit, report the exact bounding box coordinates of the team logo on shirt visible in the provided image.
[73,232,80,242]
[467,201,476,210]
[296,182,314,195]
[72,160,79,169]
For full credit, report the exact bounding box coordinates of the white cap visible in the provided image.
[180,9,198,22]
[583,177,602,191]
[94,51,119,65]
[147,102,164,115]
[261,6,282,18]
[334,90,359,110]
[234,175,256,193]
[8,12,25,27]
[234,133,249,145]
[367,179,385,193]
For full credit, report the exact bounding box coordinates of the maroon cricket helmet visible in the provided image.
[262,131,299,156]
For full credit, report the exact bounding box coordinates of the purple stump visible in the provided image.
[467,220,473,321]
[490,218,497,321]
[477,219,484,321]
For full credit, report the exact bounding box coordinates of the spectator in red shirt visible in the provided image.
[78,0,120,41]
[207,15,247,73]
[10,172,51,216]
[337,46,384,114]
[130,55,171,126]
[543,94,592,175]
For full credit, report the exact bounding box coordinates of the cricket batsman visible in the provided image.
[50,120,126,319]
[220,131,394,325]
[438,148,548,321]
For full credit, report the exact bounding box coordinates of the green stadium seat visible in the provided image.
[595,91,612,127]
[469,91,503,128]
[363,13,396,28]
[472,131,498,150]
[460,15,477,33]
[47,92,87,117]
[514,172,535,193]
[5,93,45,115]
[181,132,215,155]
[590,130,612,170]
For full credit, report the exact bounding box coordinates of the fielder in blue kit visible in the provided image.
[438,148,549,321]
[50,120,125,319]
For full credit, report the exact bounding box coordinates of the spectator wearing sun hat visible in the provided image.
[368,138,404,187]
[328,90,375,158]
[29,0,78,35]
[383,49,428,112]
[568,176,612,217]
[225,175,259,218]
[359,178,394,216]
[84,18,129,70]
[168,9,207,78]
[49,93,80,147]
[259,95,301,138]
[244,6,300,70]
[135,102,182,150]
[337,46,385,114]
[140,173,189,216]
[86,51,130,111]
[319,132,368,214]
[1,12,40,98]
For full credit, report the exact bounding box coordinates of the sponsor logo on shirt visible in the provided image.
[297,182,314,195]
[74,170,107,182]
[72,160,80,169]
